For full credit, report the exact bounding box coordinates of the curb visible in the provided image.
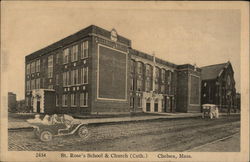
[8,115,201,131]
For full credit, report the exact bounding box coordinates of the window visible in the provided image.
[31,79,35,90]
[80,93,88,107]
[48,55,53,78]
[130,60,135,73]
[36,60,40,72]
[63,71,70,86]
[137,79,142,91]
[71,93,77,107]
[80,67,88,84]
[56,94,59,106]
[146,64,152,77]
[71,45,78,62]
[155,83,159,92]
[62,94,68,107]
[167,71,172,93]
[31,62,36,74]
[168,71,172,84]
[26,64,30,75]
[81,41,88,59]
[145,79,151,92]
[43,59,46,72]
[155,68,160,79]
[161,69,165,82]
[137,62,143,74]
[161,85,165,93]
[63,48,69,64]
[26,80,30,91]
[145,64,152,92]
[36,78,40,89]
[48,85,53,89]
[71,69,78,85]
[56,52,60,64]
[130,77,134,90]
[155,68,160,92]
[56,74,59,85]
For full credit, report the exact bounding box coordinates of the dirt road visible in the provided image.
[8,115,240,151]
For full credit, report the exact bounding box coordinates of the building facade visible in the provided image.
[201,61,237,112]
[8,92,17,112]
[16,99,26,113]
[25,25,201,115]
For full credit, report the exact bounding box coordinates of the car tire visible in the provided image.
[78,125,89,139]
[40,130,53,142]
[209,113,213,119]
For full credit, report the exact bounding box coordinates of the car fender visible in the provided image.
[72,123,88,134]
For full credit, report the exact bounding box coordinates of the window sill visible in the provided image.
[80,106,88,108]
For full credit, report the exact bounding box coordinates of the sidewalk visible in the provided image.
[8,112,240,130]
[186,132,240,152]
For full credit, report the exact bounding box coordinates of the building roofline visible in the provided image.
[130,48,177,68]
[25,25,131,62]
[200,61,229,69]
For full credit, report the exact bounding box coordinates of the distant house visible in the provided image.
[8,92,17,112]
[201,61,237,112]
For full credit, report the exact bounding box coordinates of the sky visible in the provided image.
[1,2,242,100]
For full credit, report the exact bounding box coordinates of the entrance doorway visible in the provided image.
[170,97,173,112]
[154,99,158,112]
[154,103,158,112]
[146,98,150,112]
[37,101,40,113]
[146,103,150,112]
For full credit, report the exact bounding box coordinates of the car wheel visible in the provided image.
[209,113,213,119]
[78,125,89,139]
[40,130,53,142]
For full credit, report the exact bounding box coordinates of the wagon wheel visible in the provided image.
[40,130,53,142]
[78,126,89,139]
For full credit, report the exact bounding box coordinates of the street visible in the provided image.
[8,115,240,151]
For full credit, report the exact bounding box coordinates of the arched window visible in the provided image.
[137,62,143,74]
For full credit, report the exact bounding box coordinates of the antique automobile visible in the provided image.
[202,104,219,119]
[27,114,89,142]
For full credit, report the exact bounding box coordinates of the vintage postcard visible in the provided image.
[1,1,249,162]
